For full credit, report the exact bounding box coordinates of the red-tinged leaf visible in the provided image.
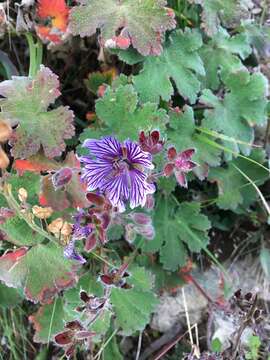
[0,243,78,304]
[36,0,69,43]
[70,0,176,56]
[40,152,88,211]
[14,155,60,175]
[0,66,75,159]
[41,173,88,211]
[29,297,67,343]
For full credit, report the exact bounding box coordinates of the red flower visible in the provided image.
[164,147,197,188]
[36,0,69,43]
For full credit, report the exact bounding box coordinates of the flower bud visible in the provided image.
[0,121,12,143]
[130,212,152,225]
[18,188,28,202]
[52,167,73,190]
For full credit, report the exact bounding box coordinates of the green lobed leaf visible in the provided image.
[168,106,222,179]
[200,70,268,159]
[0,282,23,308]
[190,0,251,36]
[200,27,252,90]
[143,195,211,271]
[0,65,74,159]
[0,243,78,304]
[208,149,269,211]
[70,0,176,56]
[110,266,158,335]
[94,83,169,141]
[133,29,205,104]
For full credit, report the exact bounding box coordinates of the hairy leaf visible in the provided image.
[70,0,176,56]
[190,0,251,36]
[110,266,158,335]
[143,196,210,271]
[133,29,205,104]
[200,70,268,159]
[200,27,252,90]
[0,172,44,246]
[209,149,269,211]
[93,83,168,141]
[29,297,66,343]
[168,106,221,179]
[0,65,74,159]
[0,243,78,303]
[0,282,23,308]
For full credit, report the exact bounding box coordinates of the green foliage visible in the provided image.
[190,0,251,36]
[0,282,23,308]
[200,27,252,90]
[0,66,74,159]
[88,83,168,141]
[0,172,44,246]
[209,150,269,211]
[246,335,261,360]
[0,243,77,304]
[133,29,205,103]
[168,106,222,178]
[201,71,268,158]
[70,0,176,55]
[110,266,158,334]
[30,297,66,343]
[143,195,211,271]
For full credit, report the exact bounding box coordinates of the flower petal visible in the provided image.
[175,170,188,188]
[82,137,121,160]
[125,139,154,169]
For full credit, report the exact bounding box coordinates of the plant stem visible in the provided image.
[25,33,43,77]
[1,183,57,244]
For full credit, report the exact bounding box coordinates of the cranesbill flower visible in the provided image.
[164,147,197,188]
[80,137,155,210]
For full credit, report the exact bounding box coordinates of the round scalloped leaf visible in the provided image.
[70,0,176,56]
[110,266,158,335]
[0,243,78,304]
[133,29,205,104]
[0,65,75,159]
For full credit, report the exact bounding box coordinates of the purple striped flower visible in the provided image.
[79,137,155,210]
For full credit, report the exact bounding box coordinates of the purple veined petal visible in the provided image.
[64,240,86,264]
[125,140,154,169]
[175,170,188,188]
[81,160,113,191]
[129,169,155,209]
[103,172,130,207]
[82,137,122,160]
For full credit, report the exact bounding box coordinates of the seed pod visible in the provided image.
[0,121,12,143]
[48,217,72,236]
[0,146,9,169]
[18,187,28,202]
[32,205,53,219]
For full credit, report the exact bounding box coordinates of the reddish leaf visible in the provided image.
[0,243,78,303]
[70,0,176,56]
[0,66,75,159]
[14,154,60,175]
